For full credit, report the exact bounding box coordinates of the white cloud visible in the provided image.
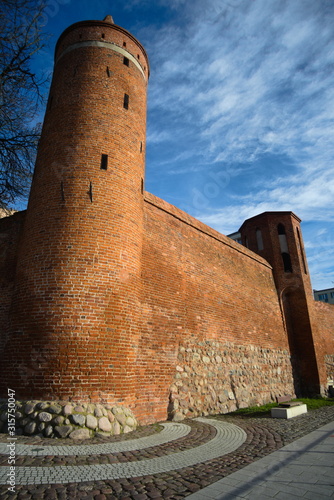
[146,0,334,171]
[146,129,172,144]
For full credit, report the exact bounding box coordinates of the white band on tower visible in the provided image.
[56,40,147,80]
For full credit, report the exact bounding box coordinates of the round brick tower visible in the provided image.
[2,16,149,409]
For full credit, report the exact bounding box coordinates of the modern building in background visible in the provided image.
[314,288,334,305]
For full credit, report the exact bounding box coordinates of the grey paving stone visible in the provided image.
[241,495,274,500]
[266,481,307,497]
[274,492,305,499]
[305,483,334,497]
[215,475,248,488]
[215,488,251,500]
[183,493,212,500]
[242,485,281,498]
[304,492,333,500]
[222,468,262,481]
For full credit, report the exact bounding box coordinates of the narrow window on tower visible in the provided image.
[277,224,293,272]
[123,56,129,66]
[123,42,127,47]
[141,178,144,194]
[101,33,105,39]
[106,66,111,77]
[140,141,143,153]
[100,154,108,170]
[278,223,289,253]
[281,253,293,273]
[123,93,129,110]
[256,228,264,251]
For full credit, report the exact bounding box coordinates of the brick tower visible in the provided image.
[1,16,149,407]
[239,212,326,395]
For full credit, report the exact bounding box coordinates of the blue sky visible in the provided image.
[32,0,334,290]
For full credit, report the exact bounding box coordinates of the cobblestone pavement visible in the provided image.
[0,406,333,499]
[0,419,247,484]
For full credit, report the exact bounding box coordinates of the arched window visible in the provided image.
[277,224,292,272]
[256,228,264,251]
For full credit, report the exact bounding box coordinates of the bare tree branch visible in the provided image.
[0,0,48,210]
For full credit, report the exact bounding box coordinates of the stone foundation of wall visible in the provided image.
[169,340,295,421]
[0,401,138,439]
